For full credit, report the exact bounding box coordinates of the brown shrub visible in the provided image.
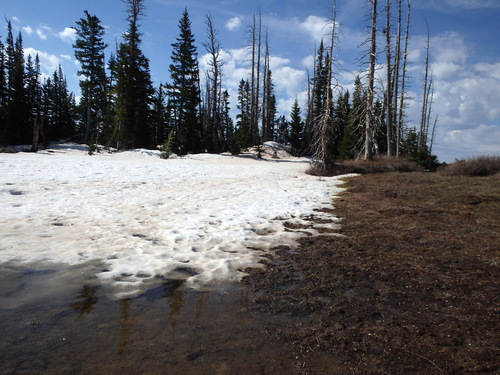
[441,155,500,176]
[307,157,421,176]
[0,146,17,153]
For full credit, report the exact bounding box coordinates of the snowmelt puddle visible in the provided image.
[0,143,352,299]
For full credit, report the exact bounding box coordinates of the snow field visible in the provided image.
[0,143,351,299]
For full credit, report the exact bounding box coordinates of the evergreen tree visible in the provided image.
[312,40,328,126]
[0,37,8,143]
[235,79,251,150]
[262,68,277,142]
[275,115,288,144]
[152,83,167,146]
[6,31,30,144]
[287,99,304,156]
[331,91,350,159]
[168,8,202,155]
[42,66,76,144]
[74,10,109,145]
[340,76,364,159]
[221,90,234,144]
[25,53,43,150]
[5,21,15,94]
[114,0,154,150]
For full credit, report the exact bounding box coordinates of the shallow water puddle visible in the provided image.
[0,263,296,374]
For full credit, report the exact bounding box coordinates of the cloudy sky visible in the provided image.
[2,0,499,162]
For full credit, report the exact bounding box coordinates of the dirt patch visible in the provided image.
[246,172,500,374]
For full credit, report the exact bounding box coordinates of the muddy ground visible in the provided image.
[246,172,500,374]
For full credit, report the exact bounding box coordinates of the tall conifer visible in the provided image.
[114,0,154,150]
[168,9,202,155]
[74,10,108,145]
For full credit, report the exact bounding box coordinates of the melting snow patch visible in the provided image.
[0,143,353,299]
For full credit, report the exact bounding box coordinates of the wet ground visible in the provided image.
[0,262,298,375]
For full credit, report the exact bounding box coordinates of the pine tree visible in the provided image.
[0,37,8,143]
[46,66,76,143]
[287,99,304,156]
[6,31,30,144]
[235,79,252,150]
[221,90,234,144]
[168,8,202,155]
[74,10,109,145]
[25,53,43,150]
[331,91,350,159]
[152,83,167,146]
[114,0,154,150]
[262,67,277,142]
[275,115,288,145]
[340,76,364,159]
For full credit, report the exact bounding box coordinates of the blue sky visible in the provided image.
[2,0,499,162]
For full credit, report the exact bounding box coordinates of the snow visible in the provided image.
[0,142,353,299]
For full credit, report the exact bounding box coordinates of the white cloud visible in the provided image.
[36,28,48,40]
[439,124,500,162]
[58,27,77,44]
[24,47,61,74]
[225,16,242,31]
[22,25,33,35]
[417,0,500,12]
[474,62,500,81]
[401,29,500,162]
[299,15,334,42]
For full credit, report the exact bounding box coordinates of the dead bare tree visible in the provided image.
[311,1,338,171]
[364,0,378,160]
[419,21,430,151]
[396,0,411,156]
[384,0,394,156]
[203,13,225,151]
[248,12,262,145]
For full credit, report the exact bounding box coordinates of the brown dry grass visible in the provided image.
[248,171,500,374]
[307,157,422,177]
[440,155,500,176]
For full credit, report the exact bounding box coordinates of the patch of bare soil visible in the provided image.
[246,172,500,374]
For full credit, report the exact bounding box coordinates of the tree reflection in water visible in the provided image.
[71,285,99,317]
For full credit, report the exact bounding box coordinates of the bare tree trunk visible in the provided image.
[31,118,40,152]
[425,76,434,147]
[365,0,377,160]
[204,14,225,151]
[397,0,410,157]
[385,0,393,156]
[429,114,437,154]
[262,29,269,141]
[392,0,402,156]
[254,11,262,143]
[248,13,262,145]
[249,15,257,145]
[419,21,430,151]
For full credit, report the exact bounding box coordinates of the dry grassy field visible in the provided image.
[248,159,500,374]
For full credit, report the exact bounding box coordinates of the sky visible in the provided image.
[1,0,499,162]
[0,143,348,299]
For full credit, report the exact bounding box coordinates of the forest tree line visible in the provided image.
[0,0,437,166]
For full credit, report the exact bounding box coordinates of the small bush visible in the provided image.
[306,157,421,176]
[340,157,420,174]
[440,156,500,177]
[160,130,174,159]
[88,143,100,155]
[0,146,17,153]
